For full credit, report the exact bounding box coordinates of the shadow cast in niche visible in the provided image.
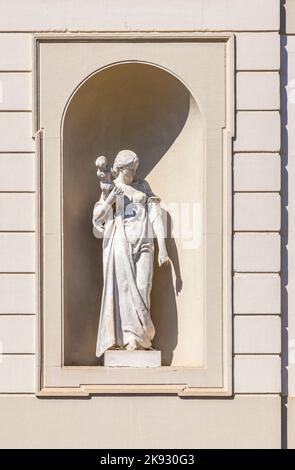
[62,63,191,365]
[152,210,182,365]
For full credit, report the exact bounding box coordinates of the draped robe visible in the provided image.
[93,180,161,358]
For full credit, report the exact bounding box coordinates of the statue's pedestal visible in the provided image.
[103,350,161,367]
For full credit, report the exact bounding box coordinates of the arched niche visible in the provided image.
[62,62,204,367]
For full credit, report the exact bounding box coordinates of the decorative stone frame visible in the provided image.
[33,32,234,397]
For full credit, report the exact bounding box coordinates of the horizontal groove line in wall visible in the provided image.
[0,70,32,73]
[237,70,280,73]
[233,151,280,154]
[0,151,35,154]
[234,229,281,232]
[0,352,35,356]
[0,313,35,317]
[0,272,35,275]
[233,191,281,194]
[0,393,35,396]
[234,353,281,357]
[234,230,281,233]
[237,69,280,73]
[236,109,280,112]
[234,353,280,357]
[0,191,35,194]
[233,270,281,275]
[233,230,281,233]
[234,313,281,317]
[0,230,35,233]
[233,393,281,397]
[0,110,32,113]
[233,272,280,275]
[234,151,281,155]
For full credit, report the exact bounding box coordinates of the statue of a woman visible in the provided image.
[93,149,169,358]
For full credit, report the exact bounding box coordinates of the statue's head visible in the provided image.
[113,149,139,184]
[95,155,108,171]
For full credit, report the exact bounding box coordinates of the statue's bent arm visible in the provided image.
[149,201,169,266]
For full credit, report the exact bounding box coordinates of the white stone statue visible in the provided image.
[93,149,169,358]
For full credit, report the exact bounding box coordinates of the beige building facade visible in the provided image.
[0,0,293,448]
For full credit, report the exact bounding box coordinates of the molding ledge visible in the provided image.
[37,384,233,398]
[34,31,234,398]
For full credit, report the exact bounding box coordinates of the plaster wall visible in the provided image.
[0,0,282,448]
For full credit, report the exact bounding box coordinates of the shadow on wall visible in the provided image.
[280,4,288,445]
[63,63,192,365]
[152,210,183,365]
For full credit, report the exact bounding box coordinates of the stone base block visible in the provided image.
[103,350,161,367]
